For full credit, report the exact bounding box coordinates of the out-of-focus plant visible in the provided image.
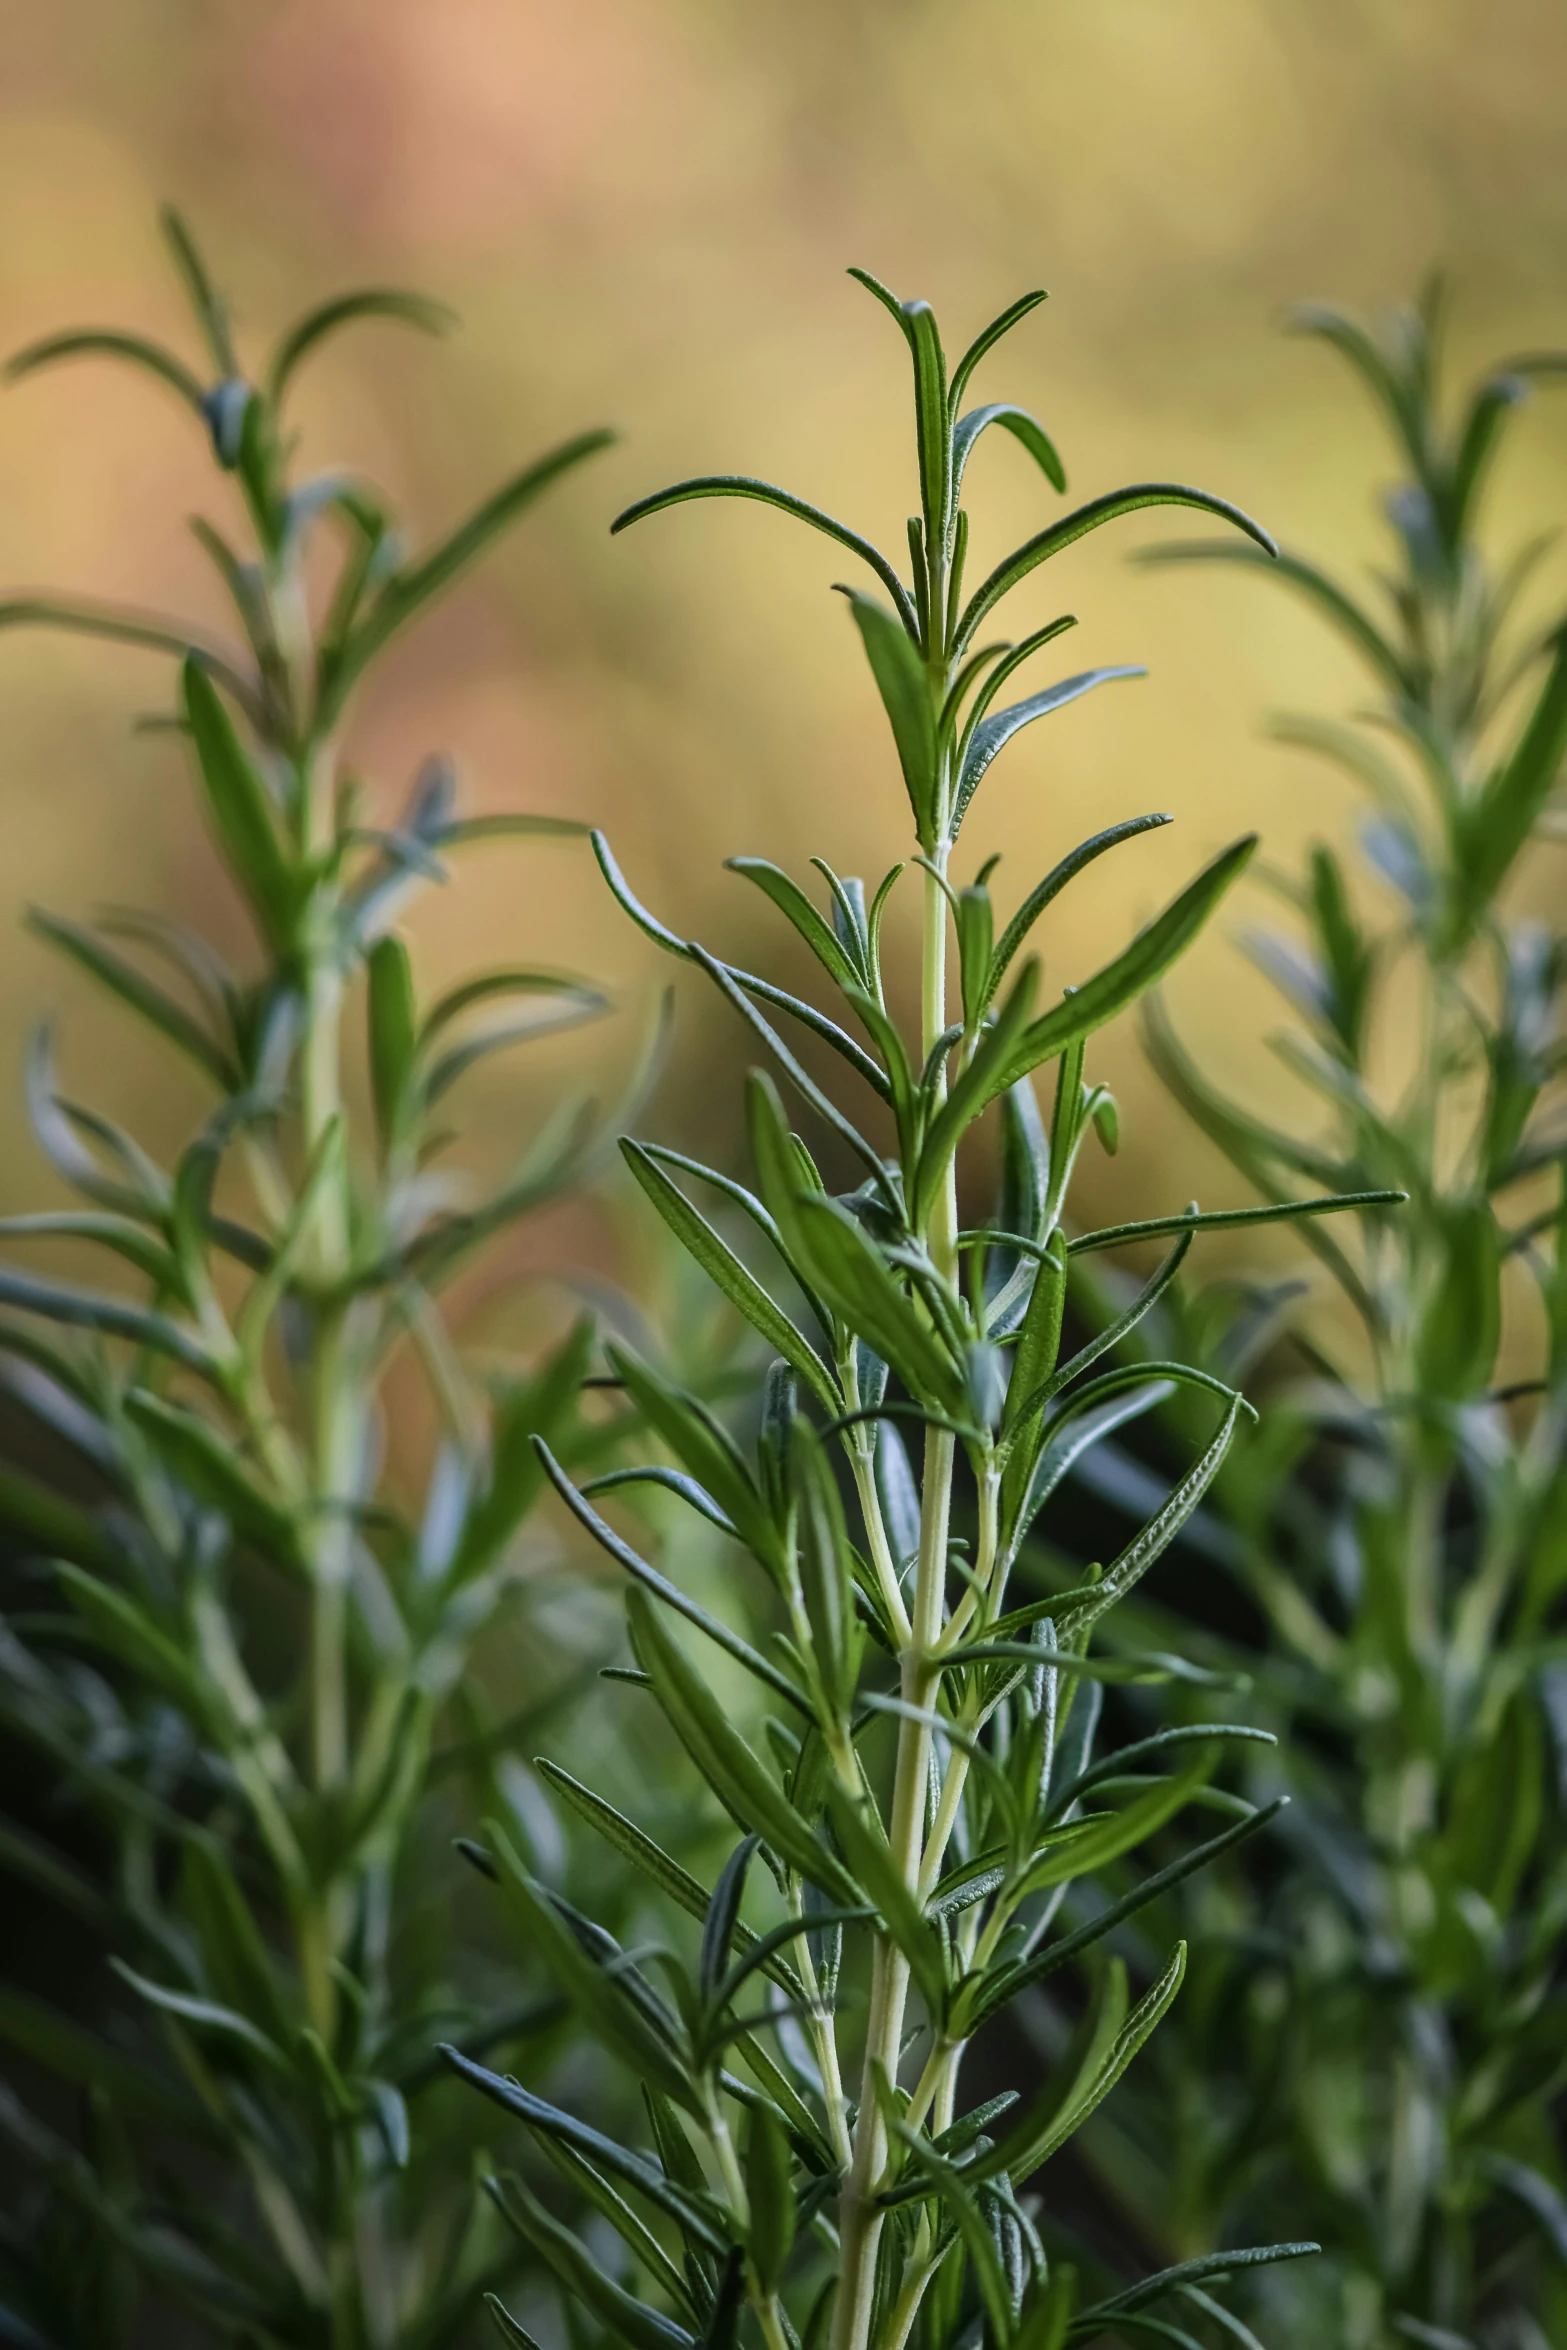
[1119,290,1567,2350]
[0,212,626,2350]
[443,270,1394,2350]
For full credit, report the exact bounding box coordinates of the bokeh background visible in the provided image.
[2,0,1567,1314]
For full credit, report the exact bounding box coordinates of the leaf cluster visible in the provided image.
[0,213,630,2350]
[445,272,1383,2350]
[1117,284,1567,2347]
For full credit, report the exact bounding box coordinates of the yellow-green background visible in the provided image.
[1,0,1565,1330]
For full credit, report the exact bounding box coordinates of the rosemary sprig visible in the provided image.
[449,269,1380,2350]
[0,211,622,2350]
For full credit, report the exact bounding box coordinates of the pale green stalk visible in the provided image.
[833,804,962,2350]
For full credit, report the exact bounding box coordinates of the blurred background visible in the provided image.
[2,0,1567,1302]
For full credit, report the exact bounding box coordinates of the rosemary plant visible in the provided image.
[1127,291,1567,2347]
[0,214,622,2350]
[446,274,1390,2350]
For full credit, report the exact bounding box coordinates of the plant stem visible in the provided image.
[286,666,372,2350]
[832,850,958,2350]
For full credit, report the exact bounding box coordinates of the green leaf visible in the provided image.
[234,1115,344,1358]
[419,965,607,1045]
[847,272,948,534]
[626,1587,862,1905]
[486,2294,547,2350]
[160,207,236,374]
[963,1800,1284,2033]
[1446,369,1530,546]
[367,937,417,1147]
[792,1424,863,1717]
[726,859,864,991]
[483,1824,696,2109]
[401,1094,607,1290]
[0,598,260,719]
[968,1943,1186,2185]
[179,1834,292,2049]
[443,2048,726,2253]
[1083,2242,1320,2325]
[485,2170,696,2350]
[125,1391,303,1568]
[958,486,1276,651]
[1141,994,1376,1327]
[1416,1200,1502,1402]
[958,614,1078,742]
[1013,2269,1076,2350]
[6,327,208,416]
[1456,626,1567,932]
[267,287,456,403]
[841,589,939,845]
[536,2136,699,2317]
[745,2104,797,2292]
[422,811,593,847]
[0,1210,179,1292]
[593,835,885,1094]
[612,473,917,635]
[1056,1393,1248,1633]
[534,1441,808,1714]
[954,886,995,1030]
[603,1340,784,1576]
[883,2128,1015,2345]
[324,429,614,720]
[109,1959,289,2072]
[722,2038,833,2171]
[535,1760,810,2005]
[1067,1188,1404,1257]
[951,669,1144,839]
[1017,1747,1219,1891]
[181,660,296,950]
[951,404,1065,503]
[536,1758,706,1910]
[95,904,237,1032]
[939,1641,1239,1691]
[422,995,607,1104]
[999,837,1258,1093]
[0,1463,119,1577]
[1053,1722,1275,1812]
[620,1142,839,1414]
[948,289,1049,415]
[707,1907,869,2022]
[583,1466,738,1535]
[51,1566,198,1710]
[970,1954,1128,2184]
[1287,297,1420,451]
[912,961,1040,1229]
[0,1264,212,1373]
[591,828,694,960]
[1020,1232,1194,1430]
[698,955,892,1198]
[789,1194,961,1412]
[999,1228,1067,1532]
[700,1837,759,2005]
[23,910,233,1088]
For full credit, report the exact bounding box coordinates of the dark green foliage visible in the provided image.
[1121,285,1567,2348]
[0,213,622,2350]
[450,272,1387,2350]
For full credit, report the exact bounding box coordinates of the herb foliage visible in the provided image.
[449,273,1390,2350]
[0,212,623,2350]
[1127,287,1567,2350]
